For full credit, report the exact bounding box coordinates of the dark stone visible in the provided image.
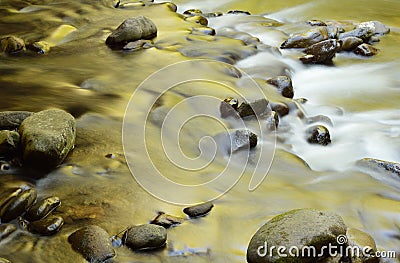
[203,12,223,18]
[266,111,279,130]
[356,158,400,177]
[150,212,185,228]
[0,224,17,241]
[227,10,251,15]
[339,27,373,42]
[281,27,329,49]
[326,25,339,39]
[25,196,61,222]
[0,36,25,54]
[306,125,331,146]
[0,111,33,130]
[19,109,76,169]
[106,16,157,48]
[122,39,154,51]
[237,99,269,118]
[68,225,115,263]
[340,37,363,51]
[0,130,20,157]
[220,97,239,118]
[183,202,214,218]
[357,21,390,36]
[354,43,378,56]
[266,76,294,99]
[27,41,50,54]
[183,9,203,16]
[123,224,167,250]
[306,20,327,26]
[300,39,341,64]
[28,215,64,236]
[191,27,216,36]
[184,16,208,26]
[0,188,37,223]
[229,129,258,153]
[270,102,289,117]
[247,209,347,263]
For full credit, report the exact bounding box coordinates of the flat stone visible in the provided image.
[183,202,214,218]
[123,224,167,250]
[150,212,185,228]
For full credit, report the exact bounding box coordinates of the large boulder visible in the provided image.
[247,209,347,263]
[19,109,76,169]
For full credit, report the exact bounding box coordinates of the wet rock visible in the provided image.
[0,224,17,241]
[326,25,340,39]
[281,27,329,49]
[306,125,331,146]
[203,12,223,18]
[368,36,380,44]
[122,39,154,51]
[183,202,214,218]
[266,111,279,130]
[357,21,390,36]
[123,224,167,250]
[237,99,270,118]
[340,37,363,51]
[184,15,208,26]
[0,36,25,54]
[183,9,202,16]
[346,228,379,263]
[306,20,327,26]
[27,41,51,54]
[0,187,37,223]
[266,76,294,99]
[354,43,378,56]
[0,111,33,130]
[220,97,239,118]
[0,130,20,157]
[270,102,289,117]
[25,196,61,222]
[0,185,26,209]
[339,27,373,42]
[247,208,347,263]
[150,212,185,228]
[300,39,341,64]
[164,2,177,12]
[106,16,157,48]
[68,225,115,263]
[28,215,64,236]
[0,258,11,263]
[356,158,400,177]
[19,109,76,169]
[229,129,258,153]
[227,10,251,15]
[191,27,216,36]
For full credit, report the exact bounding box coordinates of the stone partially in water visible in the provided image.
[68,225,115,263]
[28,215,64,236]
[237,99,270,118]
[266,76,294,99]
[354,43,378,56]
[19,109,76,169]
[306,125,331,146]
[25,196,61,222]
[183,9,203,16]
[356,158,400,177]
[150,212,185,228]
[340,37,363,51]
[246,208,347,263]
[227,10,251,15]
[0,130,20,157]
[0,187,37,223]
[123,224,167,250]
[357,21,390,36]
[0,111,33,130]
[220,97,239,118]
[281,27,329,49]
[183,202,214,218]
[0,224,17,241]
[230,129,258,152]
[122,39,154,51]
[0,35,25,54]
[339,27,374,42]
[270,102,289,117]
[266,111,279,130]
[306,20,327,27]
[106,16,157,48]
[300,39,341,64]
[346,228,379,263]
[184,15,208,26]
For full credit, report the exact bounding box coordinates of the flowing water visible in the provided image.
[1,0,400,262]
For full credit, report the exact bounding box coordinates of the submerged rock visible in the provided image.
[281,27,329,49]
[28,215,64,236]
[266,76,294,99]
[354,43,378,56]
[68,225,115,263]
[230,129,258,152]
[0,224,17,241]
[25,196,61,222]
[270,102,289,117]
[247,209,347,263]
[306,125,331,146]
[183,202,214,218]
[123,224,167,250]
[0,130,20,157]
[0,111,33,130]
[0,35,25,54]
[346,228,379,263]
[357,21,390,36]
[19,109,76,169]
[340,37,363,51]
[122,39,154,51]
[150,212,185,228]
[106,16,157,48]
[300,39,341,64]
[27,41,51,54]
[184,15,208,26]
[0,187,37,223]
[356,158,400,177]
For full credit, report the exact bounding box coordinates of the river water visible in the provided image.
[0,0,400,262]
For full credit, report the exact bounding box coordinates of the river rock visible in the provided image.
[306,20,327,27]
[122,39,154,51]
[300,39,341,64]
[28,215,64,236]
[184,15,208,26]
[237,99,270,118]
[25,196,61,222]
[230,129,258,152]
[220,97,239,118]
[247,208,347,263]
[150,212,185,228]
[19,109,76,169]
[270,102,289,117]
[183,9,203,16]
[0,130,20,157]
[106,16,157,48]
[306,125,331,146]
[27,41,51,54]
[227,10,251,15]
[340,37,363,51]
[0,224,17,241]
[0,35,25,54]
[123,224,167,250]
[203,12,223,18]
[356,158,400,177]
[0,111,33,130]
[346,228,379,263]
[266,111,279,130]
[357,21,390,36]
[68,225,115,263]
[266,76,294,99]
[281,27,329,49]
[354,43,378,56]
[339,28,373,42]
[183,202,214,218]
[0,187,37,223]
